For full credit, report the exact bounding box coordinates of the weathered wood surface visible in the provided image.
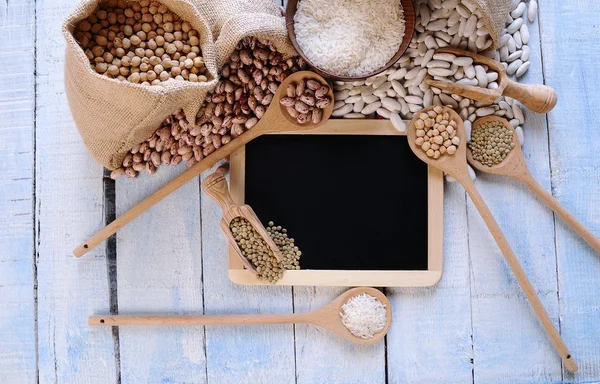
[35,1,117,383]
[466,10,563,383]
[540,0,600,381]
[0,0,599,383]
[0,1,36,383]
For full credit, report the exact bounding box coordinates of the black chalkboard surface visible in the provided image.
[244,134,428,271]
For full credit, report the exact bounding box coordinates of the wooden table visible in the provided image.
[1,0,599,383]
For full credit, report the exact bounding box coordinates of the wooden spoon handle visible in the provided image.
[458,175,578,373]
[201,165,237,212]
[522,177,600,254]
[503,79,558,113]
[73,133,254,258]
[89,313,309,326]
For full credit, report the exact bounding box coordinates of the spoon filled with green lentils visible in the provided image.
[230,218,302,284]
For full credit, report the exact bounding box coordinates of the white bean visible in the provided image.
[429,68,455,77]
[345,95,362,104]
[457,78,478,86]
[453,56,473,66]
[475,65,488,87]
[343,113,366,119]
[507,18,523,34]
[404,95,423,104]
[333,100,345,109]
[464,120,472,142]
[476,107,495,116]
[433,53,456,62]
[376,108,391,118]
[507,59,522,75]
[363,94,379,104]
[528,0,538,22]
[381,97,403,112]
[516,61,530,77]
[510,2,526,18]
[332,104,353,116]
[521,45,531,61]
[515,126,525,145]
[512,103,525,124]
[520,24,530,44]
[353,100,365,113]
[389,68,407,81]
[506,51,522,62]
[426,60,451,68]
[361,102,381,115]
[334,90,350,100]
[390,113,407,133]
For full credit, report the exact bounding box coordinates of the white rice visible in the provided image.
[340,293,387,339]
[293,0,405,77]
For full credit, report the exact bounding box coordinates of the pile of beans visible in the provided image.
[229,218,302,283]
[279,78,331,124]
[111,38,307,179]
[414,106,461,159]
[468,120,515,167]
[74,0,207,84]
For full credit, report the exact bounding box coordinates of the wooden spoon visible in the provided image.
[88,287,392,345]
[424,47,557,113]
[74,71,334,258]
[201,164,283,274]
[468,115,600,255]
[406,106,578,373]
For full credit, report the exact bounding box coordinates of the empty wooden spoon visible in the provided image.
[406,106,577,373]
[468,115,600,255]
[201,164,282,274]
[424,47,557,113]
[88,287,392,345]
[74,71,334,258]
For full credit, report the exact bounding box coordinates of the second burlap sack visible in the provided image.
[193,0,296,69]
[470,0,512,49]
[63,0,219,170]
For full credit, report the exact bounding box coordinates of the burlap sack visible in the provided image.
[473,0,513,49]
[63,0,219,170]
[193,0,296,69]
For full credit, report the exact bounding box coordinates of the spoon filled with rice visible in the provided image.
[89,287,392,345]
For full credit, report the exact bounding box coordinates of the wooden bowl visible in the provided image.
[285,0,415,81]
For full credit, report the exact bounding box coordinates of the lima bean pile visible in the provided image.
[332,0,536,180]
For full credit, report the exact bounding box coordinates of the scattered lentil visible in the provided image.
[468,120,515,167]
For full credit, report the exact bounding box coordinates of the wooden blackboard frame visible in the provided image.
[228,119,444,287]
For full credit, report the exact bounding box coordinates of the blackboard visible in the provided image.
[243,134,429,271]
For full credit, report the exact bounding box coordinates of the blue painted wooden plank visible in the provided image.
[540,0,600,381]
[387,183,474,384]
[200,164,296,384]
[35,1,117,383]
[116,166,207,384]
[467,6,563,382]
[294,286,386,384]
[0,1,37,382]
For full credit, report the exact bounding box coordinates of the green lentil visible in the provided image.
[229,217,302,284]
[468,120,516,167]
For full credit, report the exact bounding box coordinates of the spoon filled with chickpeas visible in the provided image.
[467,115,600,257]
[406,106,578,373]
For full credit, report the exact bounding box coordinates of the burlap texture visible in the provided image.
[192,0,296,69]
[63,0,219,170]
[474,0,512,49]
